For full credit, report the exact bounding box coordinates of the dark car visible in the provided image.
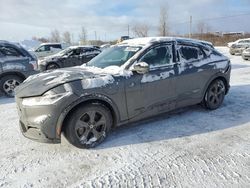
[15,37,231,148]
[38,46,101,71]
[0,40,38,97]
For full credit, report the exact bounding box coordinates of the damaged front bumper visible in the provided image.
[19,120,60,143]
[15,90,78,144]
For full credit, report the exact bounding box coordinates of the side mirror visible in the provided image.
[132,62,149,74]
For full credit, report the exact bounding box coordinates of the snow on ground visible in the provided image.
[0,47,250,188]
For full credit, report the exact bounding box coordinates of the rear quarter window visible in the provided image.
[50,44,61,49]
[178,45,204,61]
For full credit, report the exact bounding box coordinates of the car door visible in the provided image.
[35,45,51,58]
[174,43,212,107]
[0,45,30,72]
[80,48,100,65]
[125,43,177,120]
[61,48,82,67]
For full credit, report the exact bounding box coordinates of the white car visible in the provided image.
[228,38,250,48]
[31,43,69,59]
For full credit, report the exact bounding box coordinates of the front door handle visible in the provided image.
[129,82,135,88]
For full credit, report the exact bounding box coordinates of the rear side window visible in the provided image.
[0,46,24,57]
[50,44,61,49]
[178,45,203,62]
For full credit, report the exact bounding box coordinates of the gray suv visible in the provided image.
[0,41,38,97]
[15,37,231,148]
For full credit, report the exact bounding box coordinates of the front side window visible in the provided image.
[69,49,81,56]
[139,45,173,68]
[178,45,203,62]
[0,46,24,57]
[36,46,50,52]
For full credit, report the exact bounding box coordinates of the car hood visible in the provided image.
[15,66,117,98]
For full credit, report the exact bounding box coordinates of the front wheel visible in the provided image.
[203,79,226,110]
[64,103,112,149]
[46,63,59,70]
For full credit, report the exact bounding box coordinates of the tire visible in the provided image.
[46,63,59,70]
[64,103,112,149]
[203,79,226,110]
[0,75,23,97]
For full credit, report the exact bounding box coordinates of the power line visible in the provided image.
[171,12,250,26]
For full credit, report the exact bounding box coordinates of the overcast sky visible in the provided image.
[0,0,250,42]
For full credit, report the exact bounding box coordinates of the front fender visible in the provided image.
[55,93,120,138]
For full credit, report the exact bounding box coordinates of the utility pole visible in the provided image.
[189,15,192,38]
[94,31,97,41]
[128,25,130,36]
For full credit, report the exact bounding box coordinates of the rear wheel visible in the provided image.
[203,79,226,110]
[46,63,59,70]
[0,75,23,97]
[64,103,112,149]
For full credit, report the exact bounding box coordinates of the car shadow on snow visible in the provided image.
[96,84,250,149]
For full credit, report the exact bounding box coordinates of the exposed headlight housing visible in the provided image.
[22,90,72,106]
[29,60,38,70]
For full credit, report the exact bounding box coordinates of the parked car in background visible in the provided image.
[38,46,101,71]
[242,48,250,60]
[229,43,250,55]
[0,40,38,97]
[117,36,131,43]
[31,43,69,59]
[227,38,250,48]
[15,37,231,148]
[100,44,111,50]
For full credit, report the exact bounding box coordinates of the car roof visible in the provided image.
[40,43,62,46]
[68,45,100,49]
[238,38,250,41]
[0,40,23,48]
[121,37,213,48]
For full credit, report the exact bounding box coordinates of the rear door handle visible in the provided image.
[129,82,135,88]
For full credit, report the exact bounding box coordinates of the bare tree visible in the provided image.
[50,29,61,43]
[62,31,72,44]
[32,36,49,43]
[158,6,169,36]
[132,23,149,37]
[79,26,87,44]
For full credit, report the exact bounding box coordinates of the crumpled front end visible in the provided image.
[15,84,79,143]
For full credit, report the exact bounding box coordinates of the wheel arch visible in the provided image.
[56,94,120,138]
[0,71,26,81]
[46,62,60,70]
[202,73,229,101]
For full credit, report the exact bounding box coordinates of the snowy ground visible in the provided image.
[0,47,250,188]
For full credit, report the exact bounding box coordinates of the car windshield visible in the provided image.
[86,45,142,68]
[56,48,72,56]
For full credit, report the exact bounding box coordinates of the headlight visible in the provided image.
[22,90,72,106]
